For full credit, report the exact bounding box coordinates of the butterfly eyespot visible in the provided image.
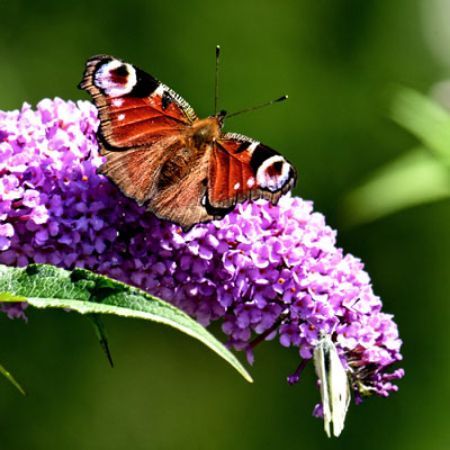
[256,155,291,192]
[111,64,129,77]
[272,161,284,174]
[94,60,137,97]
[233,182,240,190]
[118,113,125,121]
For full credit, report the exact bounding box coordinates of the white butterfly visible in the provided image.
[313,332,351,437]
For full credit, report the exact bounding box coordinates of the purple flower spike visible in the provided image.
[0,99,404,412]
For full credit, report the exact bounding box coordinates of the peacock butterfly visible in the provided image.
[79,54,297,230]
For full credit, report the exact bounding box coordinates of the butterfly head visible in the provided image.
[191,116,223,146]
[216,109,227,128]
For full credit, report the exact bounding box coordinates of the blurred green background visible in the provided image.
[1,0,449,449]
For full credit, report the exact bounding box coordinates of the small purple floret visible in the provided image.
[0,98,404,406]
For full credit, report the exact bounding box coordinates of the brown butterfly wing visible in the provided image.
[79,54,197,151]
[97,135,181,205]
[80,55,212,224]
[98,137,218,229]
[146,143,216,228]
[208,133,297,209]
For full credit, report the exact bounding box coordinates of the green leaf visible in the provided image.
[0,264,252,383]
[0,292,26,302]
[342,147,450,226]
[0,363,26,395]
[391,87,450,166]
[88,314,114,367]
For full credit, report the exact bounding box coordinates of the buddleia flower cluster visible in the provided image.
[0,98,404,415]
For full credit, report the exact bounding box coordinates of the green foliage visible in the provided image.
[391,88,450,166]
[0,363,25,395]
[343,88,450,226]
[88,314,114,367]
[0,264,252,385]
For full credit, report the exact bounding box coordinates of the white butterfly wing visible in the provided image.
[327,340,351,437]
[313,334,351,438]
[313,338,332,437]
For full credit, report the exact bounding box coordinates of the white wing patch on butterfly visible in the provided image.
[313,332,351,438]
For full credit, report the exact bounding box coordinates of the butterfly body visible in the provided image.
[79,55,297,229]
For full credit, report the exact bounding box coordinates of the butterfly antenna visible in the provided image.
[214,45,221,115]
[226,95,288,119]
